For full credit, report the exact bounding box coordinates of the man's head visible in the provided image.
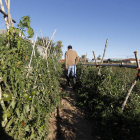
[68,45,72,50]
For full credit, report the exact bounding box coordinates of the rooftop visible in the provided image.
[122,58,140,61]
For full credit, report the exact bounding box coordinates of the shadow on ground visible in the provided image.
[0,105,14,140]
[55,86,100,140]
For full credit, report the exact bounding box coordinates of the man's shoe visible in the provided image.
[73,85,76,90]
[66,82,70,86]
[66,76,70,86]
[72,77,76,90]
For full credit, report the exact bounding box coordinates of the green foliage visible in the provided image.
[17,16,34,38]
[18,16,31,28]
[54,41,63,59]
[97,55,101,60]
[0,17,62,140]
[76,64,140,140]
[36,37,49,46]
[81,55,86,59]
[0,34,6,46]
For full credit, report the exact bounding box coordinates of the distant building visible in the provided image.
[60,59,65,62]
[91,58,124,63]
[122,58,140,63]
[36,45,45,57]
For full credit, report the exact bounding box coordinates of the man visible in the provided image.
[65,45,79,87]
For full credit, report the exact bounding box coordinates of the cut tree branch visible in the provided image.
[0,8,16,23]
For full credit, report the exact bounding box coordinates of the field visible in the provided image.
[0,18,140,140]
[76,63,140,140]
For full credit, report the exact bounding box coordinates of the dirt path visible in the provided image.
[48,86,100,140]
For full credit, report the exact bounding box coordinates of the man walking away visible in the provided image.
[65,45,79,88]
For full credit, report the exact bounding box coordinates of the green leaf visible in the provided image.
[17,40,20,49]
[14,131,18,140]
[25,125,30,132]
[12,100,16,109]
[24,104,30,114]
[30,132,36,139]
[9,27,14,33]
[27,27,34,38]
[16,108,20,117]
[5,117,14,130]
[20,113,24,121]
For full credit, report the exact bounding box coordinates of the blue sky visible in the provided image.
[0,0,140,60]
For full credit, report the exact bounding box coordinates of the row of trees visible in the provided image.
[81,54,101,62]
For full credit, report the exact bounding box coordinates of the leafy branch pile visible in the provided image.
[0,16,62,140]
[76,64,140,140]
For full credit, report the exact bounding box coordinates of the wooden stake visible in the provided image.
[0,0,9,29]
[48,39,53,56]
[101,39,108,64]
[98,39,108,75]
[46,29,57,57]
[49,36,55,55]
[134,51,140,68]
[4,0,7,7]
[40,30,45,46]
[44,38,48,59]
[27,34,37,76]
[92,51,97,65]
[3,0,13,27]
[39,33,49,66]
[122,76,139,111]
[7,0,13,27]
[7,0,10,25]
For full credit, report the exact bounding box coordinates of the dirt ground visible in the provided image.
[48,86,101,140]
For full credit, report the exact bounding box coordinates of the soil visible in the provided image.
[48,85,101,140]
